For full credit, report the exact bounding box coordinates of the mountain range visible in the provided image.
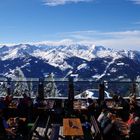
[0,42,140,81]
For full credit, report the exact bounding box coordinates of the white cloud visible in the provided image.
[57,30,140,50]
[43,0,93,6]
[43,0,140,6]
[129,0,140,4]
[0,43,17,47]
[1,30,140,51]
[34,39,75,46]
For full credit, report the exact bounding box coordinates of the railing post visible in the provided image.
[99,82,105,104]
[132,81,136,96]
[68,76,74,111]
[7,78,11,95]
[38,78,44,100]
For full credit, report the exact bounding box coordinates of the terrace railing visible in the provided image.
[0,77,140,99]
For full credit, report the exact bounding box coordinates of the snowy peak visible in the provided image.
[0,42,140,81]
[0,43,112,65]
[0,45,32,60]
[0,43,139,63]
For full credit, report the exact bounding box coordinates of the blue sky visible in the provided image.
[0,0,140,50]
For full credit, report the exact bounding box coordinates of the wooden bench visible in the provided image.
[28,116,40,140]
[90,116,103,140]
[44,115,51,140]
[50,124,60,140]
[49,124,64,140]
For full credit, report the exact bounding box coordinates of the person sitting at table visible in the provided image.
[114,116,130,140]
[118,96,130,121]
[129,95,140,117]
[111,95,119,110]
[129,94,137,105]
[97,108,108,124]
[118,96,130,110]
[22,93,30,105]
[127,112,136,126]
[129,116,140,140]
[100,100,107,110]
[16,117,28,139]
[4,94,13,107]
[87,98,100,119]
[33,96,44,107]
[0,98,7,116]
[82,115,92,140]
[0,97,6,110]
[0,109,16,139]
[17,94,31,117]
[100,111,111,129]
[86,98,93,107]
[82,115,91,130]
[0,115,7,140]
[103,113,119,140]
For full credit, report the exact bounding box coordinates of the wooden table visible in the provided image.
[63,118,84,136]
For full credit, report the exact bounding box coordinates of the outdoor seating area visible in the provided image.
[1,93,140,140]
[0,79,140,140]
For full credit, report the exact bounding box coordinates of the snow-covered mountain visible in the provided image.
[0,42,140,81]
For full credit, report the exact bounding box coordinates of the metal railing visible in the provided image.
[0,78,140,98]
